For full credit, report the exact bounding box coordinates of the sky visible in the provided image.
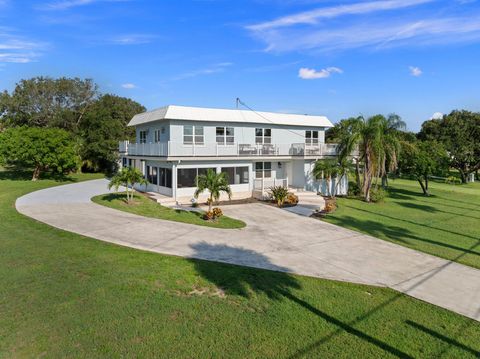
[1,0,480,131]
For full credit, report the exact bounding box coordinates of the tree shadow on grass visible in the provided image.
[0,168,77,182]
[328,214,480,258]
[396,201,438,212]
[189,243,415,358]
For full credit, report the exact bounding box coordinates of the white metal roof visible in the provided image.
[128,105,333,128]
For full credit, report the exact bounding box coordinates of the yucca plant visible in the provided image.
[268,186,289,207]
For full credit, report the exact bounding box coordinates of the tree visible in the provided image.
[398,140,449,196]
[194,169,232,212]
[0,77,98,133]
[0,127,78,180]
[108,167,147,204]
[418,110,480,183]
[334,114,405,201]
[313,159,339,197]
[79,94,145,173]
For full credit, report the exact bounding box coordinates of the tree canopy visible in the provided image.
[418,110,480,182]
[0,127,78,180]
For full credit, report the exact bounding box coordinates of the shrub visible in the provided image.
[445,176,461,185]
[212,207,223,218]
[285,193,299,206]
[370,187,387,203]
[347,181,361,197]
[268,186,289,207]
[324,202,337,213]
[203,207,223,221]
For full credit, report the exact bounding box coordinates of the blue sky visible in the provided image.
[1,0,480,130]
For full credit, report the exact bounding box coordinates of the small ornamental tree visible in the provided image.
[194,169,232,213]
[313,159,339,197]
[108,167,147,204]
[399,140,449,196]
[0,126,78,180]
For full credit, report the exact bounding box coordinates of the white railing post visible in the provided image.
[261,178,264,198]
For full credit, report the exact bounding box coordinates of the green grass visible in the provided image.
[92,192,246,229]
[324,178,480,269]
[1,170,480,358]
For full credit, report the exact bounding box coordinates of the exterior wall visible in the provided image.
[175,160,254,202]
[139,119,327,146]
[135,120,171,143]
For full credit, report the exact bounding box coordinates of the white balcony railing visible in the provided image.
[119,141,339,158]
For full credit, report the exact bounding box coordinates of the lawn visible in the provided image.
[324,178,480,269]
[1,170,479,358]
[92,192,246,229]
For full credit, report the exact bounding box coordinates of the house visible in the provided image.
[119,105,348,203]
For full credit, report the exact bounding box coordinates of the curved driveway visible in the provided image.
[16,179,480,321]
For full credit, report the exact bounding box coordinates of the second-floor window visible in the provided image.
[255,128,272,144]
[139,130,147,144]
[216,126,235,145]
[183,125,204,145]
[305,130,319,145]
[154,129,161,143]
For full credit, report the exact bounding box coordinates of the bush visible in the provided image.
[268,186,289,207]
[370,187,387,203]
[347,181,361,197]
[324,202,337,213]
[203,207,223,221]
[285,193,299,206]
[445,176,461,185]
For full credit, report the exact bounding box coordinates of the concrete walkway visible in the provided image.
[16,179,480,321]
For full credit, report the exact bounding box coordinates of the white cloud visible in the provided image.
[173,62,233,80]
[409,66,422,76]
[431,112,444,120]
[121,83,136,89]
[109,34,155,45]
[39,0,130,11]
[0,29,47,63]
[248,0,434,31]
[298,67,343,79]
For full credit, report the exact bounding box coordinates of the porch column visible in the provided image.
[172,162,178,201]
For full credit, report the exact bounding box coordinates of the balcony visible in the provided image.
[119,141,339,158]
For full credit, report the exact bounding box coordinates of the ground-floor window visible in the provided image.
[159,168,172,188]
[255,162,271,178]
[221,166,249,184]
[146,166,158,185]
[177,167,216,188]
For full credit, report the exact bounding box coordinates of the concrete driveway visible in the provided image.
[16,179,480,321]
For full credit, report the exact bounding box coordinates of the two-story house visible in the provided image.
[119,105,347,203]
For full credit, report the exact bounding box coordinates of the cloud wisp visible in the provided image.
[173,62,233,80]
[248,0,434,31]
[121,83,137,89]
[298,67,343,79]
[0,29,47,63]
[39,0,130,11]
[409,66,422,76]
[247,0,480,53]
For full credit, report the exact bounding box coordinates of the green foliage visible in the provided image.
[347,181,361,197]
[268,185,289,207]
[398,140,449,196]
[79,94,145,173]
[108,167,147,203]
[313,158,340,197]
[333,114,406,202]
[194,169,232,212]
[445,176,461,185]
[369,187,387,203]
[0,126,78,180]
[0,77,98,132]
[418,110,480,183]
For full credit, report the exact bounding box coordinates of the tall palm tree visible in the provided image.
[335,115,404,202]
[194,169,232,212]
[312,159,339,197]
[108,167,147,204]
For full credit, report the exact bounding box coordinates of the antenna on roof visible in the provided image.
[236,97,240,109]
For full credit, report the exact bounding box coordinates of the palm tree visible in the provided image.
[194,169,232,212]
[108,167,147,204]
[378,114,406,188]
[313,159,339,197]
